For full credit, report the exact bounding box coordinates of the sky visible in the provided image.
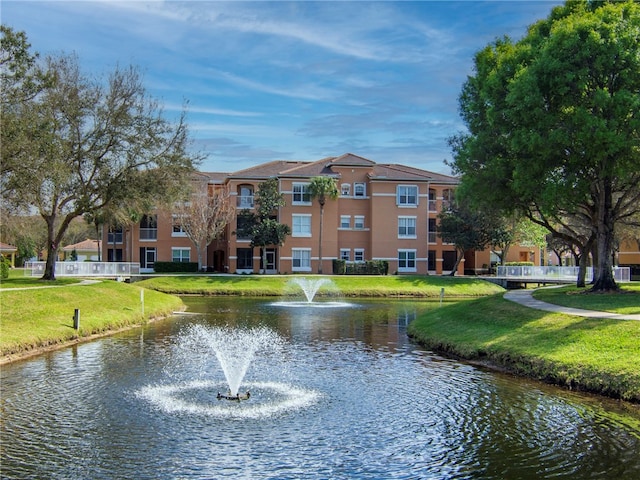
[3,1,562,174]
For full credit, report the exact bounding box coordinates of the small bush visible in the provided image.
[0,257,10,279]
[505,262,534,267]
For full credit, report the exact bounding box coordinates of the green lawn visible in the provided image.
[408,293,640,401]
[0,268,78,289]
[135,274,505,297]
[0,280,183,358]
[533,284,640,315]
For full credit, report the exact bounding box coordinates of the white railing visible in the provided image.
[25,262,140,278]
[496,266,631,283]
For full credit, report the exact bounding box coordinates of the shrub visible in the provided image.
[333,259,388,275]
[153,261,199,273]
[505,262,534,267]
[0,257,9,279]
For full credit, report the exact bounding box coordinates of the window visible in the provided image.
[354,249,365,262]
[397,185,418,206]
[237,248,253,270]
[398,249,417,272]
[107,226,123,244]
[341,183,351,196]
[354,216,365,229]
[292,214,312,237]
[398,216,417,238]
[292,249,311,271]
[340,215,351,229]
[172,248,190,263]
[340,249,350,261]
[354,182,366,198]
[292,183,311,205]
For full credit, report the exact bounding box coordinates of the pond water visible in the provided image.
[1,297,639,479]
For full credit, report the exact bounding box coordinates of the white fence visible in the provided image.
[25,261,140,278]
[496,266,631,283]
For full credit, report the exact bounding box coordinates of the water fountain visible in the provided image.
[136,324,320,418]
[293,277,332,303]
[271,277,353,308]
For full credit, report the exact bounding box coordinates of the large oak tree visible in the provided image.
[449,1,640,291]
[1,28,197,279]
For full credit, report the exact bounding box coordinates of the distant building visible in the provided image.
[63,239,101,262]
[0,242,18,267]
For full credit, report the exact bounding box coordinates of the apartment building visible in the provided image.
[101,153,537,275]
[221,153,460,275]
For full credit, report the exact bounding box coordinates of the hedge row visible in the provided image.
[153,261,199,273]
[332,259,389,275]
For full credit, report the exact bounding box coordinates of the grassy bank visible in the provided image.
[408,294,640,402]
[135,274,504,297]
[533,284,640,315]
[0,280,183,361]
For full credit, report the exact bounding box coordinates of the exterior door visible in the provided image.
[140,247,156,272]
[261,248,277,274]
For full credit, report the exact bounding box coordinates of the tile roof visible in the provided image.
[371,163,459,183]
[63,239,100,251]
[213,153,457,184]
[0,242,17,252]
[227,160,307,179]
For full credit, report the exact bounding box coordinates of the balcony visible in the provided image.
[237,195,254,209]
[139,228,157,240]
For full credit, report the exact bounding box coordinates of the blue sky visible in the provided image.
[3,1,561,174]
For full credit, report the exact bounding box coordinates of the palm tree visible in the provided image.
[308,176,339,274]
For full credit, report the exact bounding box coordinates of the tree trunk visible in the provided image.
[42,218,58,280]
[197,244,204,272]
[590,177,618,292]
[577,251,588,288]
[318,205,324,274]
[262,247,267,274]
[447,248,464,276]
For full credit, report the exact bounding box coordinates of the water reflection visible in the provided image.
[1,297,638,479]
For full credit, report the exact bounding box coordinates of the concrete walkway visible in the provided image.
[504,289,640,321]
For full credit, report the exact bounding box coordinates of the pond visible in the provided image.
[1,297,639,479]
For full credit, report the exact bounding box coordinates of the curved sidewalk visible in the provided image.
[504,289,640,321]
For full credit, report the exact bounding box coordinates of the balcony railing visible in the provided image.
[25,261,140,278]
[237,196,254,208]
[428,200,437,211]
[139,228,157,240]
[496,266,631,282]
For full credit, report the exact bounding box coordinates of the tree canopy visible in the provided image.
[1,27,198,279]
[449,0,640,291]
